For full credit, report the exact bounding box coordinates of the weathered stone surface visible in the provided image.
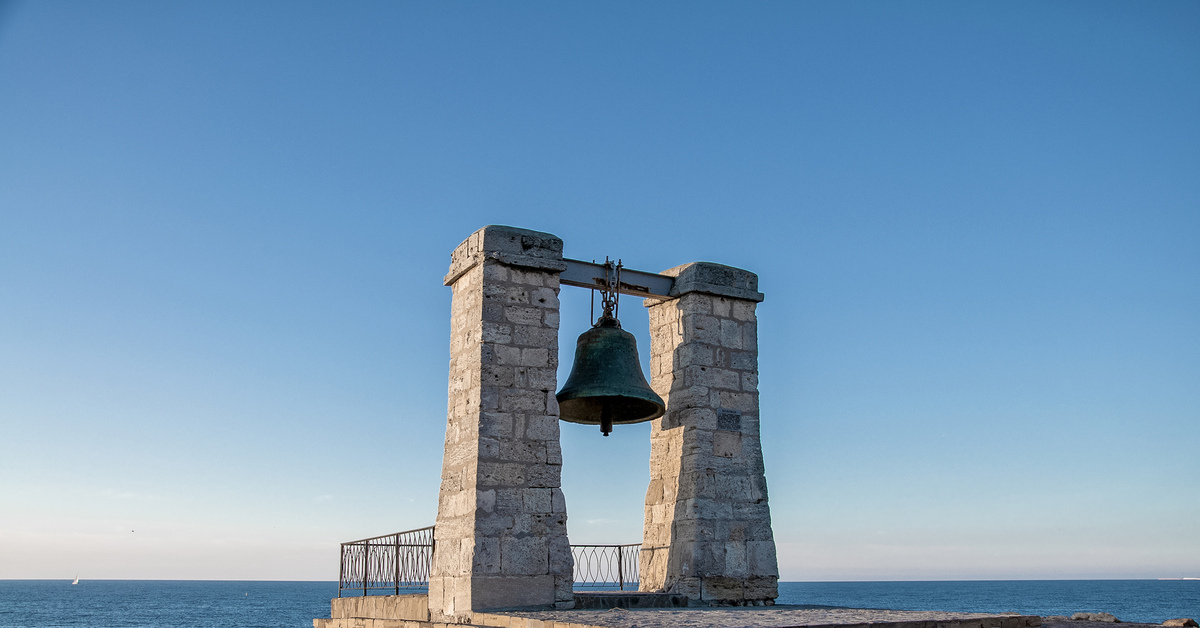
[429,226,573,621]
[641,269,777,605]
[314,605,1044,628]
[327,594,430,621]
[660,262,764,303]
[1162,620,1198,627]
[485,608,1044,628]
[445,225,567,286]
[1073,614,1120,623]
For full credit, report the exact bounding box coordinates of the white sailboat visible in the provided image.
[71,575,78,585]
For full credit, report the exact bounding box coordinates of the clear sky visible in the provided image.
[1,1,1197,582]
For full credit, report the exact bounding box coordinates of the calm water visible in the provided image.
[0,580,1196,627]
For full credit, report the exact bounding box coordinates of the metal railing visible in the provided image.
[571,543,640,591]
[338,527,641,596]
[338,526,434,597]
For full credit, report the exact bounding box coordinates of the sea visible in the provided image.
[0,580,1196,628]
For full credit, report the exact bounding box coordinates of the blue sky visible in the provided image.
[1,1,1197,581]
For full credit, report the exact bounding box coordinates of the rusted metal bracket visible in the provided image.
[561,258,674,299]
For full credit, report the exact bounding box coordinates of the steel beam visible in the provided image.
[560,258,674,299]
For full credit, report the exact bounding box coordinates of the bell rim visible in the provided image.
[556,394,665,425]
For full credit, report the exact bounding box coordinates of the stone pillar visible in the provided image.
[428,225,574,622]
[639,262,778,605]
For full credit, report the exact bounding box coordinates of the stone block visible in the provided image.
[742,321,758,351]
[499,389,546,413]
[520,348,549,367]
[553,574,575,605]
[712,297,732,318]
[499,440,547,464]
[523,414,559,441]
[493,344,521,366]
[530,287,559,308]
[724,540,749,577]
[731,300,756,321]
[493,489,526,514]
[500,536,548,575]
[474,537,501,573]
[671,292,713,314]
[717,391,757,413]
[719,319,743,349]
[682,365,740,390]
[523,488,552,513]
[482,365,515,388]
[522,367,557,390]
[714,475,752,501]
[470,575,556,610]
[475,514,515,536]
[742,575,779,601]
[513,325,557,348]
[484,282,530,305]
[674,577,703,600]
[730,350,756,370]
[660,386,710,415]
[701,576,744,602]
[661,262,764,303]
[543,440,562,465]
[508,268,545,286]
[531,512,567,535]
[675,344,714,368]
[481,322,513,344]
[712,430,742,458]
[480,387,500,411]
[479,437,500,460]
[477,489,496,513]
[673,518,718,542]
[478,412,513,438]
[682,313,721,344]
[482,302,505,322]
[478,462,527,486]
[747,541,778,575]
[526,462,563,488]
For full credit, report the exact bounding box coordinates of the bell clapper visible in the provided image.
[601,405,613,437]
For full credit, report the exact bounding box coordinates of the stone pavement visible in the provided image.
[473,607,1044,628]
[315,595,1046,628]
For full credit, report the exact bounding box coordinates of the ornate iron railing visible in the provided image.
[337,527,640,596]
[338,526,434,597]
[571,543,640,591]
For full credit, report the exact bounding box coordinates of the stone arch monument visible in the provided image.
[428,225,777,622]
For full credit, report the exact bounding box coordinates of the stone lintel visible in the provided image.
[659,262,764,303]
[445,225,567,286]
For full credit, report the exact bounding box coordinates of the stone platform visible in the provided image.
[314,594,1043,628]
[476,607,1044,628]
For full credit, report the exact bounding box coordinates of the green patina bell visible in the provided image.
[556,314,665,436]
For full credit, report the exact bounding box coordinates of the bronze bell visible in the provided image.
[556,313,665,436]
